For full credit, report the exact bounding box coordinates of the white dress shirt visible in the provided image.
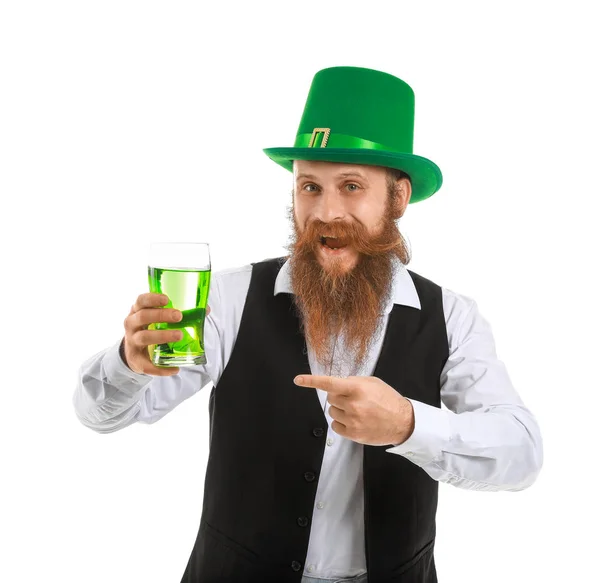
[73,257,543,579]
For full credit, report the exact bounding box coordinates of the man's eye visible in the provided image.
[303,184,319,192]
[346,183,360,191]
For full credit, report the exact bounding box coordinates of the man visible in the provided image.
[74,66,543,583]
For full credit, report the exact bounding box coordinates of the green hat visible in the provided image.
[263,66,442,204]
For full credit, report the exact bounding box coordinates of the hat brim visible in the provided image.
[263,147,442,204]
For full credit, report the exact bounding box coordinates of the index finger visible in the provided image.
[293,374,351,394]
[131,293,170,314]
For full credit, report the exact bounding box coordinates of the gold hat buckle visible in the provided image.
[308,127,331,148]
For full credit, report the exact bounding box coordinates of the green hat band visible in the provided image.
[294,131,389,152]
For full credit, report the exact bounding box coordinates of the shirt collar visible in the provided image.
[273,256,421,313]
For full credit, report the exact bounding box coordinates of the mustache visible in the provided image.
[291,218,402,257]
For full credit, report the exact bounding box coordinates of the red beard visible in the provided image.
[286,198,410,371]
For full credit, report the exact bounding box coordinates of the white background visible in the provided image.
[1,1,598,581]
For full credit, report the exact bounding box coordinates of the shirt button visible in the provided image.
[304,471,316,482]
[405,451,414,457]
[317,502,324,509]
[297,516,309,527]
[312,427,324,437]
[327,438,334,446]
[291,561,302,572]
[307,564,315,573]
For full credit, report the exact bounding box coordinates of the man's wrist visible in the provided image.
[119,338,128,367]
[392,397,415,446]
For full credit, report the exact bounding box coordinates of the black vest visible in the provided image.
[181,258,448,583]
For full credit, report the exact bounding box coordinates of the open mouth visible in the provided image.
[319,236,349,251]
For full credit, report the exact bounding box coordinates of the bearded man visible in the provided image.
[74,67,543,583]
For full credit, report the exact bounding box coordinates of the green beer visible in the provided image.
[148,267,211,366]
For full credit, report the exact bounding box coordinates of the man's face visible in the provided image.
[292,160,400,274]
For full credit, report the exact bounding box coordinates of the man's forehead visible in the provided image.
[293,159,373,179]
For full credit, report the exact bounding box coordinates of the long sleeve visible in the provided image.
[72,265,252,433]
[73,339,215,433]
[386,294,544,492]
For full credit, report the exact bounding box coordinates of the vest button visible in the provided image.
[312,427,324,437]
[297,516,309,527]
[304,471,316,482]
[291,560,302,571]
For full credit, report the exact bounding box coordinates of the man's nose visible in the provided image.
[313,190,347,223]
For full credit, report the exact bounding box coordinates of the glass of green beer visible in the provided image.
[148,242,211,367]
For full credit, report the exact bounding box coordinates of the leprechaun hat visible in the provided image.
[264,66,443,203]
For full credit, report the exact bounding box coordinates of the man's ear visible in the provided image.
[392,178,412,219]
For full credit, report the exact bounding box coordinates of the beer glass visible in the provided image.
[147,242,211,366]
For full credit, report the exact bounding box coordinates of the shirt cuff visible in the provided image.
[385,398,451,466]
[103,338,153,397]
